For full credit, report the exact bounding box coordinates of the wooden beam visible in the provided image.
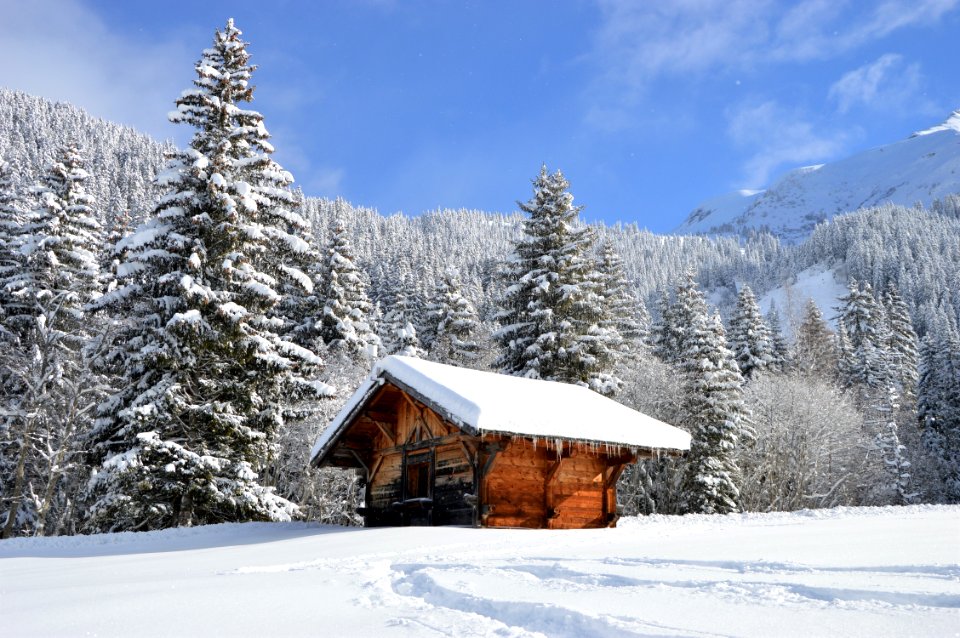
[604,464,627,489]
[459,440,476,466]
[544,458,564,526]
[417,408,435,439]
[348,449,369,475]
[371,419,395,444]
[368,455,385,485]
[545,458,564,486]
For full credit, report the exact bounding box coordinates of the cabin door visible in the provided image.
[402,449,434,526]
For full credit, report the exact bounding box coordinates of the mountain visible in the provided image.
[0,88,170,221]
[2,89,958,336]
[676,110,960,243]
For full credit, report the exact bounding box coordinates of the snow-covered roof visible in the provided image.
[311,356,690,464]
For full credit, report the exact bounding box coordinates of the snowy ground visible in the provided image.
[2,506,958,637]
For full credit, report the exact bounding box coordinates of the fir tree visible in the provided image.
[4,142,102,337]
[794,299,837,380]
[765,301,790,372]
[85,20,329,532]
[838,280,915,504]
[917,327,960,501]
[593,241,641,360]
[883,284,919,401]
[0,144,105,538]
[681,310,750,515]
[0,160,24,335]
[727,285,775,379]
[650,288,681,364]
[495,166,619,393]
[425,268,480,365]
[837,280,891,391]
[380,284,426,358]
[318,218,379,360]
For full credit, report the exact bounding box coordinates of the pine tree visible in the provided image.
[837,280,891,390]
[838,280,915,504]
[593,241,642,359]
[0,144,105,538]
[0,160,24,335]
[883,284,919,401]
[85,20,329,532]
[318,218,379,360]
[380,284,426,358]
[495,166,619,393]
[794,299,837,380]
[650,288,681,364]
[681,310,750,515]
[765,302,790,372]
[4,142,102,337]
[727,285,775,379]
[425,268,480,365]
[918,327,960,501]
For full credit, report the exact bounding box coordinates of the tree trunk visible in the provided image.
[2,417,36,539]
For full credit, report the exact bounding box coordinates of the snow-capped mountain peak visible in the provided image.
[912,109,960,137]
[676,110,960,243]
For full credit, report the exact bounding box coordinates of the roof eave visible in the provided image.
[309,377,385,468]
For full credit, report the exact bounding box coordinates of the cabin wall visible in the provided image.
[363,395,475,527]
[481,437,625,529]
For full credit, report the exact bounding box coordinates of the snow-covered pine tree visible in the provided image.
[917,326,960,501]
[727,285,775,380]
[765,301,790,372]
[837,280,892,391]
[495,166,619,393]
[593,240,641,360]
[0,143,106,538]
[670,271,710,360]
[650,288,682,364]
[318,218,379,360]
[424,268,480,365]
[883,284,919,401]
[4,142,102,337]
[380,283,426,358]
[838,280,915,504]
[85,20,330,532]
[0,160,21,524]
[0,160,24,333]
[680,309,750,515]
[794,299,838,380]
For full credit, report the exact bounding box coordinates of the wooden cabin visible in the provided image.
[310,356,690,529]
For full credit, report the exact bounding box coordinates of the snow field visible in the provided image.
[2,505,958,637]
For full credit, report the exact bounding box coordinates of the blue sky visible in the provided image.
[2,1,959,232]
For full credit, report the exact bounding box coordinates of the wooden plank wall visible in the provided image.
[363,389,475,527]
[481,437,625,529]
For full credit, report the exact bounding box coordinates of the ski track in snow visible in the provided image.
[217,511,960,637]
[3,506,959,637]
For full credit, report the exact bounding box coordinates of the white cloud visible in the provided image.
[828,54,925,114]
[727,100,850,187]
[589,0,958,111]
[0,0,195,141]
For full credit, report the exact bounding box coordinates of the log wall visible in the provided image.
[362,388,475,527]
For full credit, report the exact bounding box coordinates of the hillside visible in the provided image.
[676,110,960,243]
[1,505,956,637]
[1,89,958,334]
[0,88,170,221]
